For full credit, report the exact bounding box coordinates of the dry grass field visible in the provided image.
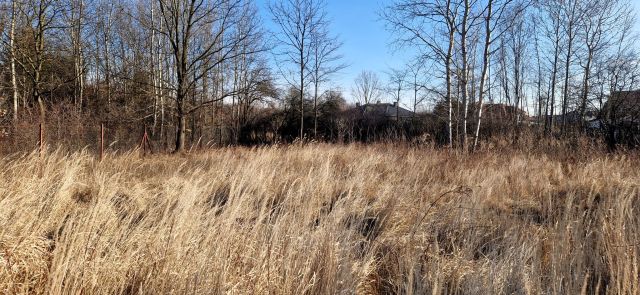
[0,144,639,294]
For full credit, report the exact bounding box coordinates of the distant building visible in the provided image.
[555,109,599,124]
[602,90,640,147]
[604,90,640,125]
[546,109,601,130]
[355,101,414,121]
[480,103,528,122]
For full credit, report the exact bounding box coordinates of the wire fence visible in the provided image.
[0,116,178,157]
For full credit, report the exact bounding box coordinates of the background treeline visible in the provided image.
[0,0,638,153]
[383,0,640,150]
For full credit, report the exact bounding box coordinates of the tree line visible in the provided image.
[0,0,638,152]
[383,0,640,149]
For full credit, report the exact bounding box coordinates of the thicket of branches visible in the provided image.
[383,0,640,149]
[0,0,638,152]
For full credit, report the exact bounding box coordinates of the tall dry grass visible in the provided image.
[0,144,638,294]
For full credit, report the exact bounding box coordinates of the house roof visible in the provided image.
[605,90,640,123]
[610,90,640,103]
[552,109,599,123]
[357,102,414,119]
[481,103,527,119]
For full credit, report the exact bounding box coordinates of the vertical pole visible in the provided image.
[100,123,104,161]
[39,123,44,158]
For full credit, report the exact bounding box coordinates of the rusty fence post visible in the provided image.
[138,125,152,156]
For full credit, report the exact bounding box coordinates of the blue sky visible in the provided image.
[258,0,640,104]
[257,0,412,102]
[635,1,640,32]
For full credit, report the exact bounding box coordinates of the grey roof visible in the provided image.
[357,102,414,119]
[606,91,640,124]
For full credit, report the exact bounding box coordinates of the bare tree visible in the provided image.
[228,2,271,143]
[156,0,260,151]
[559,0,582,134]
[387,67,407,121]
[352,70,383,105]
[383,0,460,147]
[9,0,19,120]
[540,0,563,135]
[14,0,65,122]
[269,0,325,140]
[64,0,87,110]
[407,60,429,115]
[532,14,545,128]
[577,0,627,128]
[310,25,345,138]
[473,0,516,150]
[95,0,114,107]
[457,0,476,148]
[506,6,528,143]
[149,0,163,134]
[443,2,458,147]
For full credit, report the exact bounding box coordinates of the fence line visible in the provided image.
[30,122,159,160]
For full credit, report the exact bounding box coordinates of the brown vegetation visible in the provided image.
[0,144,639,294]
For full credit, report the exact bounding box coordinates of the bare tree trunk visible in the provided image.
[151,0,158,133]
[446,29,454,147]
[473,0,493,151]
[512,28,523,144]
[460,0,470,149]
[158,16,165,141]
[313,37,319,139]
[547,24,561,136]
[35,0,47,123]
[561,44,572,134]
[561,0,578,134]
[580,51,593,129]
[413,72,419,116]
[300,46,305,140]
[174,48,188,151]
[534,21,544,129]
[10,0,19,121]
[314,76,319,138]
[232,55,239,144]
[396,85,400,121]
[71,0,85,110]
[104,6,113,108]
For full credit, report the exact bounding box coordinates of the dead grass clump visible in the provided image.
[70,184,95,205]
[203,184,230,214]
[0,236,53,295]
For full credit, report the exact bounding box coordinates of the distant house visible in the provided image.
[481,103,528,122]
[602,90,640,147]
[547,109,601,130]
[332,101,416,142]
[556,109,598,123]
[355,101,414,121]
[604,90,640,125]
[468,102,529,124]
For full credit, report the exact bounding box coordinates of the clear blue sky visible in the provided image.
[258,0,640,104]
[257,0,412,103]
[635,1,640,33]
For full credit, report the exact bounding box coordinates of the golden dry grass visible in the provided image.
[0,144,639,294]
